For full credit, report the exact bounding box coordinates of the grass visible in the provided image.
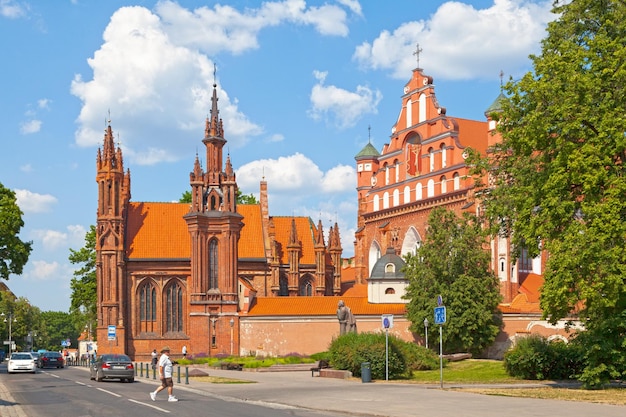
[461,387,626,406]
[411,359,520,384]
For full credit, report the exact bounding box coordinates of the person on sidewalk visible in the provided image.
[150,346,178,402]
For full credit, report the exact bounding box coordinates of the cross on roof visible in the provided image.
[413,43,423,68]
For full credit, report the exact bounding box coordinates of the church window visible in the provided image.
[300,278,313,296]
[418,93,426,123]
[393,189,400,207]
[385,263,395,273]
[210,194,219,210]
[385,288,396,295]
[453,173,460,190]
[518,247,533,271]
[416,183,423,200]
[139,281,156,333]
[440,176,447,194]
[279,273,288,296]
[165,281,183,333]
[373,195,380,211]
[385,164,390,185]
[394,159,400,182]
[369,241,382,276]
[428,148,435,172]
[401,226,422,257]
[403,186,411,204]
[383,192,390,209]
[440,143,447,168]
[427,179,435,197]
[209,239,218,289]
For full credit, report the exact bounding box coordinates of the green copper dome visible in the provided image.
[355,142,380,159]
[484,92,507,117]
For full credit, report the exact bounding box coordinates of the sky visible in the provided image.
[0,0,557,312]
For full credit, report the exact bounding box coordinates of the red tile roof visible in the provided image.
[247,296,407,316]
[272,216,317,264]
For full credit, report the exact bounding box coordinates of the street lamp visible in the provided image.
[1,312,17,355]
[423,317,429,349]
[229,318,235,356]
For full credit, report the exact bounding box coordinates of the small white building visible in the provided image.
[367,247,409,304]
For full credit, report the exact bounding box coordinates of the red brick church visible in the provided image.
[95,63,571,361]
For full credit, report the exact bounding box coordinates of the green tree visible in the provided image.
[179,189,258,204]
[0,293,43,353]
[38,311,78,352]
[403,207,502,356]
[0,182,32,280]
[69,225,97,339]
[470,0,626,387]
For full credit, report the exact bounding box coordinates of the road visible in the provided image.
[0,364,348,417]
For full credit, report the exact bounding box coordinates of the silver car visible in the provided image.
[90,354,135,383]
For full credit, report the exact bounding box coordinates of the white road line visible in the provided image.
[96,387,122,397]
[128,398,171,413]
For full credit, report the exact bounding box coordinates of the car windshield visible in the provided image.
[11,354,32,360]
[102,354,131,362]
[45,352,62,358]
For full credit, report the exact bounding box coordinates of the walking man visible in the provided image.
[150,346,178,402]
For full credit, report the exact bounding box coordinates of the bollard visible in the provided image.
[177,366,181,384]
[185,366,189,385]
[140,362,144,378]
[153,365,156,379]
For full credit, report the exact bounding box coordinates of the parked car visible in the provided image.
[8,352,37,374]
[90,354,135,383]
[38,351,64,368]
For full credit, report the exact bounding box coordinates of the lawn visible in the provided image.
[411,359,520,384]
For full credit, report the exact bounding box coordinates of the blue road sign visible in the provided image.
[107,325,116,341]
[434,306,446,325]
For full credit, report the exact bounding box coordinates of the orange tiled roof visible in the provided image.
[342,283,368,297]
[456,117,489,153]
[499,293,542,314]
[247,296,406,316]
[271,216,317,264]
[519,273,543,303]
[126,202,268,259]
[127,202,190,259]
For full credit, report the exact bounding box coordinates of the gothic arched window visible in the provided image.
[300,278,313,296]
[139,281,156,333]
[165,281,183,333]
[209,239,218,290]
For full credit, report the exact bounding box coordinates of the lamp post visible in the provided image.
[423,317,429,349]
[229,318,234,356]
[1,312,17,356]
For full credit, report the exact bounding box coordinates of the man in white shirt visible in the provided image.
[150,346,178,402]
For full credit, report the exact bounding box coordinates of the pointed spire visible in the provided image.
[193,153,203,178]
[207,81,223,138]
[316,219,325,246]
[225,154,234,177]
[289,217,299,246]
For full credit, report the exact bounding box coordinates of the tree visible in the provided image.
[470,0,626,387]
[69,225,97,340]
[38,311,78,352]
[179,189,259,204]
[403,208,502,356]
[0,182,32,280]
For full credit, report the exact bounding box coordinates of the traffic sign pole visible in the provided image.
[439,325,443,389]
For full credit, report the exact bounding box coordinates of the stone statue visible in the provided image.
[337,300,357,335]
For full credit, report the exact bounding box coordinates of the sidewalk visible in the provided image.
[2,365,626,417]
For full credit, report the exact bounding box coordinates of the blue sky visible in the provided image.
[0,0,556,312]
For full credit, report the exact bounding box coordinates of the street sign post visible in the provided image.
[434,303,447,389]
[434,306,446,325]
[107,325,116,341]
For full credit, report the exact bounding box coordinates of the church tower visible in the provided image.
[95,123,131,353]
[184,80,244,355]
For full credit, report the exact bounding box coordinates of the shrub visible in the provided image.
[504,334,584,380]
[328,332,436,379]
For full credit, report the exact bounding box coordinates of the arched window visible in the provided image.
[441,176,447,194]
[406,99,412,128]
[428,147,435,172]
[453,172,460,190]
[418,94,426,122]
[385,263,395,273]
[279,272,288,296]
[427,179,435,197]
[369,241,382,276]
[300,277,313,296]
[209,239,218,289]
[401,226,422,257]
[139,281,156,333]
[165,281,183,333]
[393,189,400,206]
[403,186,411,204]
[384,163,390,185]
[440,143,447,168]
[416,183,423,200]
[373,195,380,211]
[385,288,396,295]
[383,192,390,209]
[394,159,400,183]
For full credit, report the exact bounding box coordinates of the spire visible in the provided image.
[206,82,223,138]
[288,218,299,246]
[316,219,325,246]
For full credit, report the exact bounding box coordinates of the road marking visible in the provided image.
[128,398,171,413]
[97,387,122,397]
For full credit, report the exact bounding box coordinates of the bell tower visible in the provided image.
[95,122,131,353]
[184,80,243,356]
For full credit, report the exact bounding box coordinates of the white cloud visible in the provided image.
[267,133,285,143]
[14,189,57,213]
[20,119,42,134]
[308,70,382,129]
[353,0,555,80]
[321,164,355,193]
[337,0,362,16]
[20,164,33,173]
[71,5,263,166]
[0,0,27,19]
[31,224,87,251]
[37,98,51,109]
[26,260,60,281]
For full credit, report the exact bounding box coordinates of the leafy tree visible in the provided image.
[0,293,43,353]
[469,0,626,387]
[179,189,258,204]
[403,207,502,356]
[38,311,78,352]
[0,182,32,280]
[69,225,97,340]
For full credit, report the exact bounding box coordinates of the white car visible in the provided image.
[8,352,37,374]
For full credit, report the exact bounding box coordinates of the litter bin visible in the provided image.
[361,362,371,383]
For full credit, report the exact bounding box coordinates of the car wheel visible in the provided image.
[128,378,134,383]
[96,370,103,382]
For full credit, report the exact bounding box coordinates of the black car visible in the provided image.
[38,351,64,368]
[90,354,135,383]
